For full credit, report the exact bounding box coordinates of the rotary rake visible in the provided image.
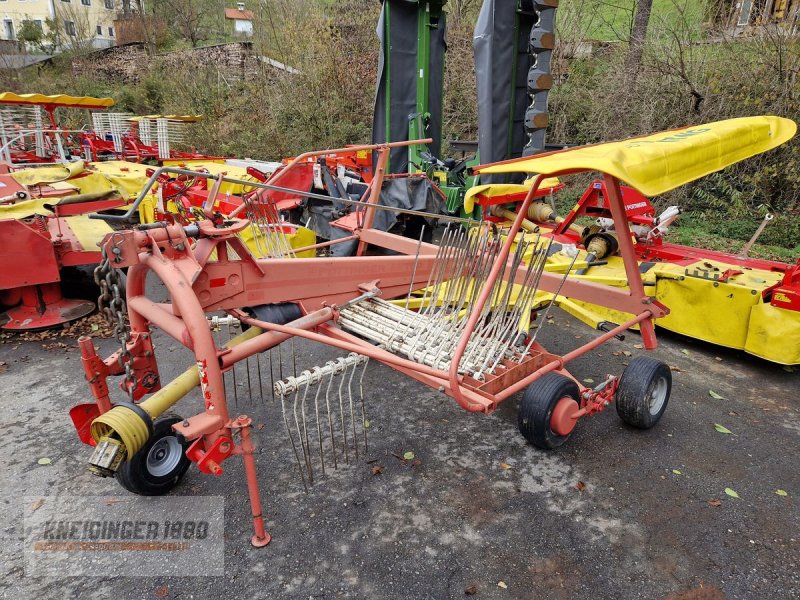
[72,137,671,547]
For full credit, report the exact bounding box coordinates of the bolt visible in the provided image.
[182,419,190,428]
[438,385,445,392]
[220,441,231,453]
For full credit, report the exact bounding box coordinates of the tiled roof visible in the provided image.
[224,8,254,20]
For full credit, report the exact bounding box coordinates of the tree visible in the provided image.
[151,0,220,48]
[624,0,653,81]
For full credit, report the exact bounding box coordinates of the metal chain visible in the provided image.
[94,240,136,400]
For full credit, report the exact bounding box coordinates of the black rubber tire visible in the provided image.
[116,414,191,496]
[518,373,581,450]
[615,356,672,429]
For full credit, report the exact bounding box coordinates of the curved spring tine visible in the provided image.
[292,373,311,482]
[281,386,308,493]
[359,356,370,454]
[346,357,358,460]
[229,321,238,407]
[336,358,349,463]
[311,366,326,476]
[324,362,338,469]
[300,371,314,483]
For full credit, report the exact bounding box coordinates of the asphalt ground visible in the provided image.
[1,302,798,599]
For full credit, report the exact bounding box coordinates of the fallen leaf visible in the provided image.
[707,499,721,507]
[728,411,739,416]
[724,487,740,499]
[575,481,586,492]
[622,351,632,357]
[681,349,690,356]
[37,458,51,466]
[31,498,45,512]
[371,465,384,476]
[154,586,169,598]
[775,489,788,497]
[403,451,415,461]
[709,390,725,400]
[633,343,643,349]
[500,463,513,470]
[714,424,733,435]
[782,365,796,373]
[583,378,594,384]
[91,323,99,332]
[464,584,478,596]
[670,365,683,372]
[256,423,265,430]
[497,581,508,589]
[574,335,583,339]
[611,351,621,357]
[672,469,682,475]
[715,357,723,361]
[364,420,370,429]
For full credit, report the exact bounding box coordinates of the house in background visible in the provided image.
[729,0,799,31]
[0,0,119,51]
[225,3,254,38]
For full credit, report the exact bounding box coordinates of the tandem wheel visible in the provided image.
[615,356,672,429]
[116,414,191,496]
[518,373,581,450]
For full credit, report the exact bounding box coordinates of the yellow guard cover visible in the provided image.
[0,92,114,110]
[474,116,796,196]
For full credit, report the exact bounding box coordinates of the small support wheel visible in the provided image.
[518,373,581,449]
[116,414,191,496]
[615,356,672,429]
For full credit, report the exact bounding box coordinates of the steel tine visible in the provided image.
[269,348,276,401]
[300,373,314,483]
[358,357,369,454]
[324,362,338,469]
[346,357,359,460]
[281,388,308,493]
[256,351,265,403]
[336,358,349,463]
[311,367,326,476]
[245,354,253,403]
[229,321,238,407]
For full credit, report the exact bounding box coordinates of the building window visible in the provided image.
[105,0,114,8]
[3,20,14,41]
[81,0,91,5]
[65,20,76,36]
[108,26,114,37]
[96,25,102,35]
[22,20,44,33]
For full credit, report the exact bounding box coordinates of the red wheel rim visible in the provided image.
[550,397,579,436]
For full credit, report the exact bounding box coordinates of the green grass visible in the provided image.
[564,0,709,42]
[666,223,799,263]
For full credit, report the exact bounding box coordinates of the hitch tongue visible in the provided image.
[88,436,127,477]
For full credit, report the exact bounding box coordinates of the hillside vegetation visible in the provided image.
[11,0,800,261]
